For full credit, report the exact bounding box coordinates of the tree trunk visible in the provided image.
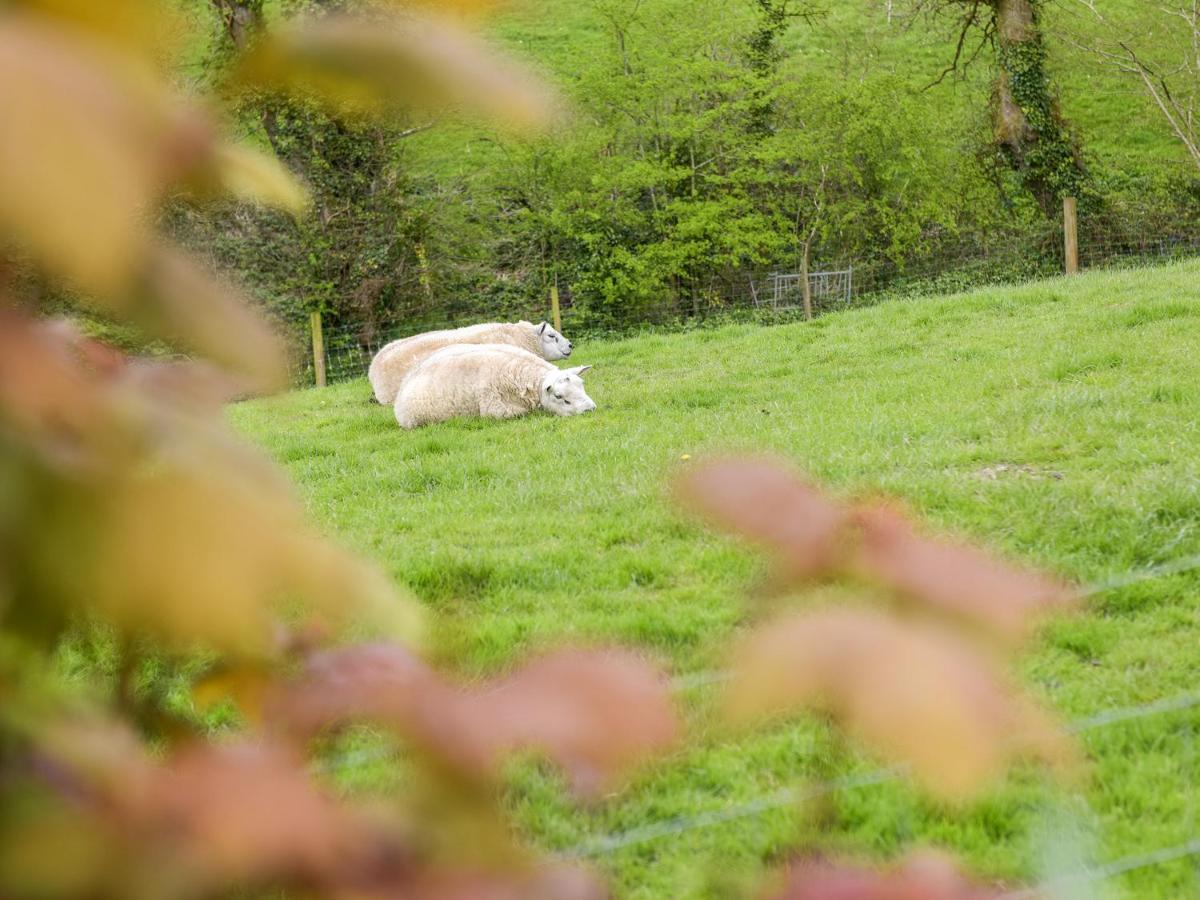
[800,240,813,321]
[990,0,1086,214]
[925,0,1087,214]
[210,0,284,154]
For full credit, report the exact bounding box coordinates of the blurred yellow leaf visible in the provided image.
[11,0,188,64]
[192,665,273,723]
[384,0,508,16]
[211,143,311,218]
[123,244,291,396]
[0,16,158,295]
[723,608,1074,801]
[87,467,423,657]
[0,313,422,657]
[235,12,558,130]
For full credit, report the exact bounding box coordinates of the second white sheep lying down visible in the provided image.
[394,343,595,429]
[369,320,573,405]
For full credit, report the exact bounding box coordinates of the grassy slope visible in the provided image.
[233,262,1200,898]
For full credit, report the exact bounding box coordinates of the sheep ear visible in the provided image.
[538,322,548,335]
[568,365,592,376]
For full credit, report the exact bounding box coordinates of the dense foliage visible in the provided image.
[164,0,1200,346]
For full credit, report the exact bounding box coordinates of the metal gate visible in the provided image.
[767,267,853,309]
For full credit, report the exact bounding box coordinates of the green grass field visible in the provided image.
[232,261,1200,898]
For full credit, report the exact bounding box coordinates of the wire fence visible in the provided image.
[318,550,1200,893]
[286,217,1200,388]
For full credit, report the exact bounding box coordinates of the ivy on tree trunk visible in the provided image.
[992,0,1086,214]
[922,0,1087,215]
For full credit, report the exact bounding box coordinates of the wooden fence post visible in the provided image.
[1064,196,1079,275]
[550,277,562,332]
[309,310,326,388]
[800,243,813,320]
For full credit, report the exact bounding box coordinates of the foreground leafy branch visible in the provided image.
[0,3,1082,897]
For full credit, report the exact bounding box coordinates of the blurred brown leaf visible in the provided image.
[675,457,848,580]
[235,13,558,130]
[266,642,485,768]
[16,716,608,900]
[122,357,246,415]
[33,725,389,891]
[851,503,1078,643]
[763,851,1011,900]
[269,645,677,798]
[144,741,371,884]
[723,609,1073,800]
[392,863,608,900]
[0,312,109,463]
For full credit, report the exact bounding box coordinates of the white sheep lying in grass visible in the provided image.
[369,320,573,405]
[394,343,595,429]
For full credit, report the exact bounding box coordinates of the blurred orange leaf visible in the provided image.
[235,13,558,130]
[724,609,1073,800]
[192,665,273,723]
[851,503,1078,643]
[676,457,1075,642]
[675,457,848,580]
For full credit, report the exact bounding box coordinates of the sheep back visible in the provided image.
[368,321,541,404]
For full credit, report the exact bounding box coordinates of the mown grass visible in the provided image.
[231,261,1200,898]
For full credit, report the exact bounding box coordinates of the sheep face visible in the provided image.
[536,322,573,360]
[541,366,595,416]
